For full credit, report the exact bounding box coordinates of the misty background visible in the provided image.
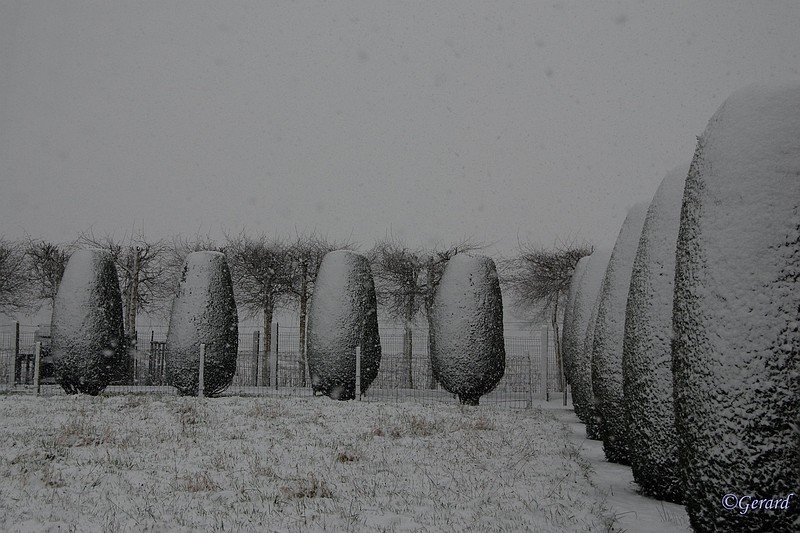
[1,1,798,327]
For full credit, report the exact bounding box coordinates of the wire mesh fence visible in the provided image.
[0,323,561,408]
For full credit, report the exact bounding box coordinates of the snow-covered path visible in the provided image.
[545,401,691,532]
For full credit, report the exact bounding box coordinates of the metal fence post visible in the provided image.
[269,322,278,390]
[256,328,265,387]
[526,350,534,408]
[541,328,549,402]
[198,343,206,398]
[355,346,361,400]
[33,341,42,395]
[11,321,19,387]
[252,330,260,387]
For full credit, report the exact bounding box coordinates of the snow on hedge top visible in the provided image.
[625,164,689,370]
[51,248,124,348]
[572,250,613,354]
[673,81,800,531]
[593,203,650,375]
[309,250,375,347]
[675,82,800,378]
[167,251,237,346]
[54,249,111,320]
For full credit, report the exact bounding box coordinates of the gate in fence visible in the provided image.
[1,323,560,408]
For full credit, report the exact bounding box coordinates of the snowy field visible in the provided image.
[0,395,621,532]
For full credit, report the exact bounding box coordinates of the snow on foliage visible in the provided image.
[51,249,126,395]
[165,251,238,397]
[567,249,612,440]
[561,257,587,387]
[591,202,649,464]
[673,82,800,532]
[307,250,381,400]
[622,164,689,503]
[430,254,505,406]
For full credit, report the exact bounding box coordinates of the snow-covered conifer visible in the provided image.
[568,249,611,439]
[430,254,505,405]
[622,164,689,502]
[673,83,800,531]
[165,251,238,396]
[591,202,649,464]
[51,249,126,395]
[561,258,587,387]
[307,250,381,400]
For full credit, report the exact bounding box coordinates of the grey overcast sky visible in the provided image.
[1,1,799,255]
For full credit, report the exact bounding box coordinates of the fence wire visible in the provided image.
[0,324,560,408]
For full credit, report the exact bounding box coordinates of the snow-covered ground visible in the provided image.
[546,402,691,533]
[0,394,689,532]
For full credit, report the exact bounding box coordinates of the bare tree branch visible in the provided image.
[24,238,74,310]
[501,237,593,392]
[0,238,33,314]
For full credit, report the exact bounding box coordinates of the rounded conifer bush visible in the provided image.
[673,83,800,531]
[430,254,505,406]
[591,202,649,464]
[51,249,126,395]
[165,251,238,397]
[567,249,611,440]
[307,250,381,400]
[622,164,689,503]
[561,258,587,388]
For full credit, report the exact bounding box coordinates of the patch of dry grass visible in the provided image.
[0,395,607,531]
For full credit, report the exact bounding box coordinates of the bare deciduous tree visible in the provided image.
[24,239,73,311]
[0,239,32,314]
[372,239,424,388]
[225,231,295,383]
[502,239,592,390]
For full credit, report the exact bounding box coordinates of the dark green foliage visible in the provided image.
[165,251,238,397]
[51,249,126,395]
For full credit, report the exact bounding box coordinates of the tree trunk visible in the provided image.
[402,295,414,389]
[262,298,274,386]
[123,249,132,334]
[551,300,564,393]
[129,248,141,384]
[129,248,140,347]
[424,259,437,389]
[425,311,437,389]
[298,261,308,386]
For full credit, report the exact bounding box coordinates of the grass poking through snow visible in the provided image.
[0,395,608,531]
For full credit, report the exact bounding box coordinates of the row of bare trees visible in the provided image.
[1,231,591,388]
